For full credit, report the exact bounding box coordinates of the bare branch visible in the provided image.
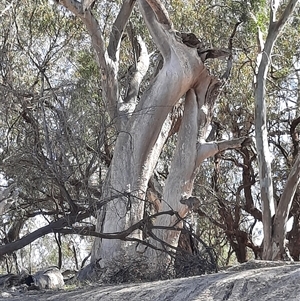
[0,209,176,258]
[59,0,83,15]
[0,212,90,257]
[108,0,136,61]
[59,1,106,69]
[273,153,300,257]
[217,137,253,152]
[196,137,252,167]
[275,0,299,32]
[80,11,107,68]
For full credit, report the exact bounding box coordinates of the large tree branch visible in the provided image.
[0,209,177,258]
[138,0,173,58]
[80,11,107,69]
[59,0,107,71]
[264,0,299,55]
[59,0,125,123]
[0,212,90,257]
[275,0,299,32]
[196,137,252,167]
[272,153,300,258]
[145,0,172,26]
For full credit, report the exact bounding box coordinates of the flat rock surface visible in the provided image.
[2,261,300,301]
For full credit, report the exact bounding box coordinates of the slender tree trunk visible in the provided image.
[272,154,300,259]
[253,0,299,260]
[254,36,276,259]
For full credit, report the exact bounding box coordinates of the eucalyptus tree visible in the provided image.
[53,0,253,278]
[253,0,300,260]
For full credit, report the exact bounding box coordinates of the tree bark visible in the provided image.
[253,0,299,260]
[91,0,205,265]
[89,0,252,270]
[58,0,299,274]
[272,154,300,259]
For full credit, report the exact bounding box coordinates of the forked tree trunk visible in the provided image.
[92,0,212,265]
[60,0,254,275]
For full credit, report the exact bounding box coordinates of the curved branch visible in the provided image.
[0,210,177,258]
[0,212,90,257]
[80,11,107,68]
[196,137,252,167]
[59,1,106,70]
[275,0,299,32]
[108,0,136,61]
[236,181,262,222]
[273,153,300,255]
[145,0,172,26]
[138,0,173,58]
[217,137,253,152]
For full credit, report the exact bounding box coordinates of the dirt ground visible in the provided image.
[1,260,300,301]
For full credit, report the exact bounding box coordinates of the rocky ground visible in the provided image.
[1,260,300,301]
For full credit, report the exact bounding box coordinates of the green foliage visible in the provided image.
[76,50,100,80]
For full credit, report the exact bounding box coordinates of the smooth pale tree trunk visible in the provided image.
[92,0,207,264]
[60,0,252,275]
[253,0,299,259]
[147,83,251,270]
[60,0,300,275]
[272,154,300,259]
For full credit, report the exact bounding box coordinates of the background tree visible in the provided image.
[0,0,107,271]
[253,0,300,260]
